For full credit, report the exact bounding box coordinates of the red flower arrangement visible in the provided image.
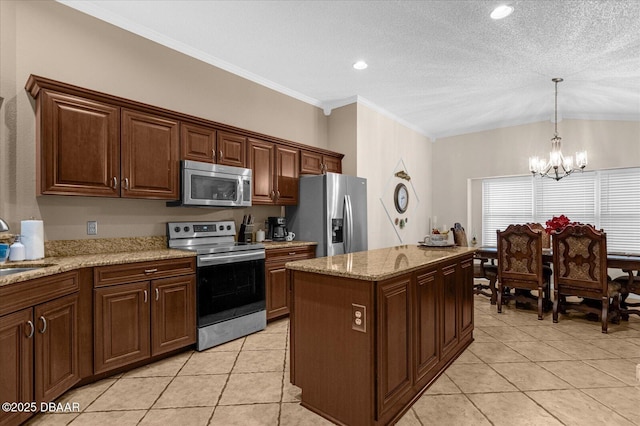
[545,215,576,234]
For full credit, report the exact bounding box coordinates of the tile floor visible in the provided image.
[27,295,640,426]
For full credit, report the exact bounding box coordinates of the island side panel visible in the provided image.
[290,269,375,426]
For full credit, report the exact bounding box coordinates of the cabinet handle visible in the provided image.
[212,149,216,160]
[219,150,223,160]
[26,320,35,338]
[144,268,158,274]
[112,176,118,189]
[144,290,148,303]
[38,316,47,334]
[270,190,276,200]
[123,177,129,190]
[155,288,159,301]
[276,190,280,200]
[289,252,297,256]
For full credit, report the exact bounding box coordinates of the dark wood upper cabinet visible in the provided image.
[248,139,299,205]
[121,109,179,200]
[300,150,342,175]
[26,75,343,202]
[275,145,299,205]
[217,131,247,167]
[248,139,275,204]
[181,122,216,163]
[39,90,120,197]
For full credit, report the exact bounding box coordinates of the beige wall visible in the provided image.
[432,120,640,243]
[0,0,329,240]
[327,103,357,176]
[356,104,432,250]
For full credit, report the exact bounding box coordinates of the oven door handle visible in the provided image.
[198,250,265,266]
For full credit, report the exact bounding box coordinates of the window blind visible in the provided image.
[600,168,640,252]
[482,176,533,246]
[533,171,597,226]
[481,167,640,253]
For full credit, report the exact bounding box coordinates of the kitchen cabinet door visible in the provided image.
[94,282,150,374]
[121,109,180,199]
[377,276,413,419]
[34,293,79,403]
[217,131,247,167]
[459,258,474,338]
[0,309,33,426]
[39,90,120,197]
[248,138,275,204]
[300,150,342,175]
[413,268,439,388]
[440,264,459,358]
[275,146,299,205]
[323,155,342,174]
[266,264,288,320]
[265,246,316,320]
[181,122,216,163]
[151,275,196,356]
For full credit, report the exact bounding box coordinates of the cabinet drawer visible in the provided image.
[266,246,315,264]
[0,271,79,317]
[94,257,195,287]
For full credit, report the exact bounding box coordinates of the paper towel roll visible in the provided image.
[21,220,44,260]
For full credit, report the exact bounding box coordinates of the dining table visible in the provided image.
[475,246,640,317]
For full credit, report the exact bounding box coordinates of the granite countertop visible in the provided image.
[0,249,196,287]
[262,241,317,250]
[0,236,317,287]
[285,245,477,281]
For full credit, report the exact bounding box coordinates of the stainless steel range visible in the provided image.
[167,221,266,351]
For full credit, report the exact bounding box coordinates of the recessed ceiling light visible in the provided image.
[353,60,368,70]
[490,5,514,19]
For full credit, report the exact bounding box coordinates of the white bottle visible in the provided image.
[9,235,26,262]
[256,229,265,242]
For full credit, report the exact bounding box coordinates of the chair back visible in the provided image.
[452,223,468,247]
[525,222,551,249]
[552,224,608,297]
[496,224,544,291]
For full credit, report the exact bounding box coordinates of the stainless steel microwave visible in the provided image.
[167,160,252,207]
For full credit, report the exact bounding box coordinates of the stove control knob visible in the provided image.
[227,225,231,231]
[219,225,224,231]
[174,226,180,233]
[183,226,190,232]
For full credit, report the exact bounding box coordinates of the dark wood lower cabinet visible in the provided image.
[290,252,475,426]
[0,289,80,426]
[94,260,196,375]
[265,246,315,320]
[151,275,196,355]
[0,309,33,426]
[94,282,150,374]
[34,294,79,404]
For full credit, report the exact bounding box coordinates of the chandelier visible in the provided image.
[528,78,587,181]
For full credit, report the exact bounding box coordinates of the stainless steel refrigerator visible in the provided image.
[285,173,367,257]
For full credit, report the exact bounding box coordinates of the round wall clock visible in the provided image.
[394,183,409,213]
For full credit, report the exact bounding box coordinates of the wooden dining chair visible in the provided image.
[452,223,498,304]
[496,224,548,319]
[552,224,621,333]
[613,270,640,319]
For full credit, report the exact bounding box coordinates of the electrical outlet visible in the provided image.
[352,303,366,333]
[87,221,98,235]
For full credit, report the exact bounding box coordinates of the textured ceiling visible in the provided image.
[59,0,640,140]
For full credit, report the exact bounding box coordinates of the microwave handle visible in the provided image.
[237,176,243,204]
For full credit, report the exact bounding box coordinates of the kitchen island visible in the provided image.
[286,245,476,426]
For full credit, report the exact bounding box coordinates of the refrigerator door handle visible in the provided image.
[345,194,354,253]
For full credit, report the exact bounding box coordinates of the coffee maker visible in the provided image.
[267,217,287,241]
